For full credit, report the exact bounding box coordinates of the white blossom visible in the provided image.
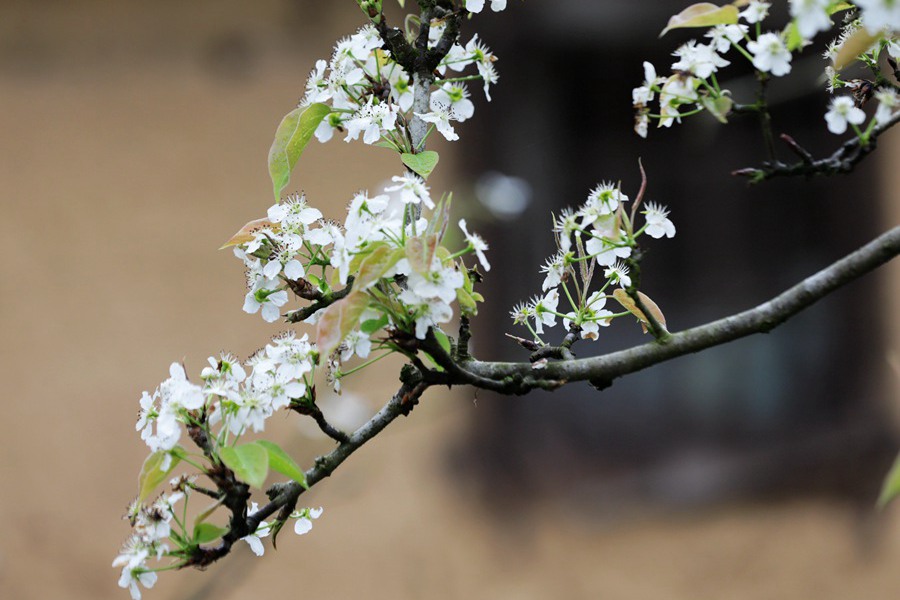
[459,218,491,271]
[824,96,866,134]
[747,32,792,76]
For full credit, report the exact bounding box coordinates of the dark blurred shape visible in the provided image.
[201,32,259,81]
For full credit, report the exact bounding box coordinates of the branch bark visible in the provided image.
[464,225,900,391]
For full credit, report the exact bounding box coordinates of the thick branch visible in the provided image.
[465,225,900,391]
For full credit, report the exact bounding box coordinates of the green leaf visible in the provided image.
[255,440,309,489]
[432,328,452,357]
[361,314,390,335]
[138,449,183,502]
[219,443,269,489]
[268,103,331,200]
[457,288,479,316]
[699,94,733,123]
[878,452,900,508]
[316,291,370,358]
[784,21,805,53]
[193,522,228,545]
[400,151,440,179]
[269,518,288,550]
[660,3,739,37]
[828,2,853,16]
[419,351,446,372]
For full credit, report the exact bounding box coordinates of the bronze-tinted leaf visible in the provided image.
[219,217,279,250]
[612,289,668,334]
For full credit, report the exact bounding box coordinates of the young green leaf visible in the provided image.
[401,151,440,179]
[784,21,805,53]
[268,103,331,201]
[219,443,269,489]
[878,451,900,508]
[138,450,183,502]
[699,94,733,124]
[255,440,309,489]
[361,314,390,335]
[660,3,739,37]
[431,328,453,357]
[193,522,229,545]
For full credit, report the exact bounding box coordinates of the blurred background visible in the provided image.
[3,0,900,598]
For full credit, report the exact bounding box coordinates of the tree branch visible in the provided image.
[733,112,900,183]
[185,376,429,568]
[464,225,900,391]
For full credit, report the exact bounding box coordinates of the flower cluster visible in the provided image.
[822,11,900,136]
[118,334,323,598]
[511,181,674,342]
[302,21,497,149]
[633,2,900,139]
[114,484,321,600]
[137,335,316,456]
[231,179,489,380]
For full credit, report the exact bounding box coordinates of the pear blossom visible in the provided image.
[659,74,699,127]
[642,202,676,239]
[399,290,455,339]
[581,182,627,224]
[431,83,476,121]
[789,0,832,39]
[632,61,661,106]
[585,232,633,266]
[562,292,614,341]
[268,194,322,230]
[740,1,771,24]
[345,98,399,145]
[243,280,289,323]
[855,0,900,33]
[875,88,899,126]
[604,261,632,289]
[113,540,158,600]
[416,106,460,141]
[466,35,499,100]
[340,329,373,361]
[553,209,580,253]
[465,0,507,14]
[459,218,491,271]
[241,503,272,557]
[824,96,866,134]
[407,260,465,304]
[540,251,567,291]
[385,174,434,209]
[671,40,729,79]
[530,288,560,334]
[293,507,324,535]
[705,24,748,54]
[746,32,792,76]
